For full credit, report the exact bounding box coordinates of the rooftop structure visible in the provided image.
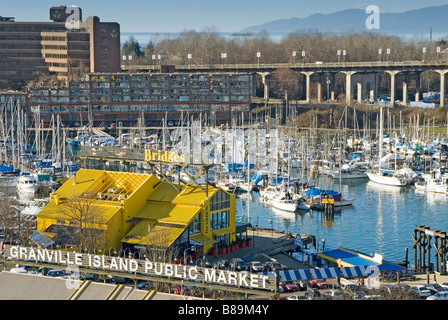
[36,169,236,258]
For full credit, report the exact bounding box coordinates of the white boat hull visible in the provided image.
[366,172,407,187]
[272,200,297,212]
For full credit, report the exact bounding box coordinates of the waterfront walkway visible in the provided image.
[203,228,313,270]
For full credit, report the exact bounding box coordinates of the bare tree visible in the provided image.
[0,194,20,242]
[57,192,107,251]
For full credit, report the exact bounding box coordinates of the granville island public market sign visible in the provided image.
[4,246,277,291]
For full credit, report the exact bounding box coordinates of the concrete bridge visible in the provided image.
[122,60,448,107]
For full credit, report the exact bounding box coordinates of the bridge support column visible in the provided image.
[317,81,322,102]
[357,83,362,103]
[301,72,314,103]
[342,71,356,106]
[415,72,421,102]
[258,72,271,101]
[402,81,408,106]
[386,70,400,107]
[436,70,448,107]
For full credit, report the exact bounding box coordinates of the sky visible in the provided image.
[2,0,447,33]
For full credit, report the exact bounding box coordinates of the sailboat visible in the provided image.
[366,107,409,187]
[272,191,308,212]
[304,186,355,209]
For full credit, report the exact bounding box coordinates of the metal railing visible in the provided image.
[122,60,448,72]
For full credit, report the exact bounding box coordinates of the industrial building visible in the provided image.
[36,169,236,259]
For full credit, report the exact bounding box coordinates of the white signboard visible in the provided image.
[4,246,276,290]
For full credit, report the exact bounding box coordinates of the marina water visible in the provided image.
[235,174,448,267]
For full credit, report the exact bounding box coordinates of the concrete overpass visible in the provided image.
[122,60,448,107]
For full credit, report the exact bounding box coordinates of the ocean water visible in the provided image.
[235,175,448,266]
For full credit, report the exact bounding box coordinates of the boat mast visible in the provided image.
[379,107,384,174]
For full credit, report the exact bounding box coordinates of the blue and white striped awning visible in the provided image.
[340,266,370,278]
[278,269,312,281]
[309,267,341,279]
[277,266,375,282]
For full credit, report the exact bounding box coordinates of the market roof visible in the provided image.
[318,247,405,272]
[134,203,201,225]
[122,220,187,247]
[37,200,122,223]
[147,181,218,205]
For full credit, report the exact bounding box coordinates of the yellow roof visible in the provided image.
[37,201,122,223]
[53,169,153,201]
[122,221,186,248]
[55,169,105,196]
[147,182,218,205]
[134,203,201,226]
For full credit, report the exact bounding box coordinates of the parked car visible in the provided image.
[440,282,448,290]
[306,287,325,300]
[19,265,37,274]
[280,281,299,292]
[411,285,432,298]
[137,281,152,291]
[425,283,445,294]
[230,258,248,272]
[247,261,264,273]
[214,259,229,270]
[360,295,382,300]
[47,269,67,278]
[426,291,448,300]
[324,289,344,300]
[287,294,308,300]
[310,279,329,289]
[263,261,284,272]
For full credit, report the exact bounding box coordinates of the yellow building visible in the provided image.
[36,169,236,258]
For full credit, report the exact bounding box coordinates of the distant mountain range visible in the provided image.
[240,5,448,37]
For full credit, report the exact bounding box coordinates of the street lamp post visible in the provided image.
[257,51,261,65]
[221,52,227,66]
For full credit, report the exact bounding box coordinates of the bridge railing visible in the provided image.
[122,60,448,71]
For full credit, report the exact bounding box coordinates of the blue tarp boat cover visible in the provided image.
[306,187,340,198]
[0,165,15,173]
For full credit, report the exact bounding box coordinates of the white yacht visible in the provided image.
[272,192,308,212]
[17,174,38,193]
[330,165,368,180]
[366,169,408,187]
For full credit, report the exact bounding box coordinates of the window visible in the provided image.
[189,214,201,235]
[210,210,229,231]
[210,190,230,211]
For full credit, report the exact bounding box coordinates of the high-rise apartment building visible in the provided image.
[0,6,120,90]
